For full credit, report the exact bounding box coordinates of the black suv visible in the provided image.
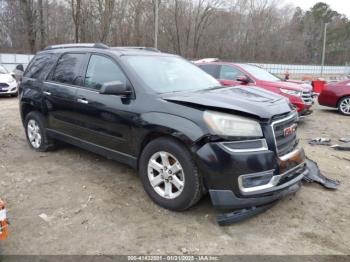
[20,44,307,212]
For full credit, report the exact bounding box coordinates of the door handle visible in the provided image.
[77,98,89,104]
[43,91,51,96]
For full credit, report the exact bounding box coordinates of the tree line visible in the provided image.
[0,0,349,65]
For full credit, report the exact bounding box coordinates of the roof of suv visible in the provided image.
[41,43,171,57]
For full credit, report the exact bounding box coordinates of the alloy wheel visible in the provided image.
[27,119,42,149]
[147,151,185,199]
[340,98,350,115]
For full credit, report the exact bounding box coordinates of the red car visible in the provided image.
[318,79,350,115]
[196,62,313,116]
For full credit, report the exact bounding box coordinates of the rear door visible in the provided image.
[44,52,88,136]
[21,52,58,109]
[73,53,135,155]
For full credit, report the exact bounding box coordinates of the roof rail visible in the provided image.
[193,58,220,63]
[112,46,161,53]
[44,43,109,50]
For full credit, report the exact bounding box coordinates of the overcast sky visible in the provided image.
[285,0,350,18]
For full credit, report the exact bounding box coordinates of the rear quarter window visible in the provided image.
[198,64,220,78]
[24,53,58,80]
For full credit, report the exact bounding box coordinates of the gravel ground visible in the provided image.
[0,97,349,255]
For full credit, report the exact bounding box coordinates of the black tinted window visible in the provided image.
[198,64,219,78]
[52,53,85,85]
[24,53,58,80]
[84,55,127,90]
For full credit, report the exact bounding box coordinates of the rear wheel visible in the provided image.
[139,137,203,211]
[24,111,56,152]
[338,96,350,115]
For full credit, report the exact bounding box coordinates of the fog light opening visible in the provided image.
[240,171,274,188]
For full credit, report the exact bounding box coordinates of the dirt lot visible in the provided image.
[0,97,349,255]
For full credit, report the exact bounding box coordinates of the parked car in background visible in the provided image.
[20,44,306,213]
[0,65,18,97]
[318,79,350,115]
[195,61,313,116]
[285,79,314,93]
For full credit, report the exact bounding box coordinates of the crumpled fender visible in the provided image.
[135,112,206,155]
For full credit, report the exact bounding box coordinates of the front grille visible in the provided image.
[302,91,313,104]
[272,113,298,156]
[0,83,9,88]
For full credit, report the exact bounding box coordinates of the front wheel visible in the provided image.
[139,137,203,211]
[338,96,350,115]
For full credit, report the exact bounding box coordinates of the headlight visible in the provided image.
[8,77,15,83]
[280,88,302,96]
[203,110,263,137]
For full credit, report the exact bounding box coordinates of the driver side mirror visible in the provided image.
[99,81,132,96]
[236,76,250,84]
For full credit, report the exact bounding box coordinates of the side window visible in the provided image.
[198,64,219,78]
[52,53,85,85]
[219,65,244,81]
[24,53,58,80]
[84,55,127,91]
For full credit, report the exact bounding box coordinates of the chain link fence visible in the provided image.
[0,53,34,72]
[250,63,350,79]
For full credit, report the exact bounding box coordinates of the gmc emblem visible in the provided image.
[283,124,297,137]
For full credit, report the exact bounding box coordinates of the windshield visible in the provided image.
[123,56,220,93]
[0,65,8,74]
[239,64,280,82]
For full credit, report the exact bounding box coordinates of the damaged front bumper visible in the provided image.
[209,182,302,210]
[195,140,307,209]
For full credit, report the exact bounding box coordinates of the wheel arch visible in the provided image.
[20,102,38,125]
[337,95,350,107]
[136,113,207,170]
[137,131,196,170]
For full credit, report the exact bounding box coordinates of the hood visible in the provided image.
[258,80,305,91]
[0,73,14,83]
[287,80,313,91]
[162,86,293,119]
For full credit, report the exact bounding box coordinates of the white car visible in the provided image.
[0,65,18,97]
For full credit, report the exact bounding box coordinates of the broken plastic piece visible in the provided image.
[331,144,350,151]
[304,158,340,189]
[217,202,275,226]
[308,138,331,146]
[339,137,350,143]
[39,213,53,223]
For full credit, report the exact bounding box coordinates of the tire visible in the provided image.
[139,137,203,211]
[338,96,350,116]
[24,111,56,152]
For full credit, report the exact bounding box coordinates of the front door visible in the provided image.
[74,54,135,156]
[219,65,248,86]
